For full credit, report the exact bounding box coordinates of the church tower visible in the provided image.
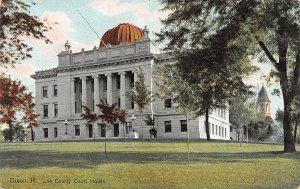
[257,86,271,117]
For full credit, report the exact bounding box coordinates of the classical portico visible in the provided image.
[71,71,134,114]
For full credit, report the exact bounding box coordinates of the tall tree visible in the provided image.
[126,67,152,144]
[0,0,51,67]
[157,0,300,152]
[0,74,30,141]
[156,64,197,162]
[157,2,255,140]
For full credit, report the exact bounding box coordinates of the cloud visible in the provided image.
[0,64,36,76]
[28,11,74,58]
[90,0,169,24]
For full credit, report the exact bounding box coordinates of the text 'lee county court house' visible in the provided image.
[31,23,231,141]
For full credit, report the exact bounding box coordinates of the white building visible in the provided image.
[31,23,230,141]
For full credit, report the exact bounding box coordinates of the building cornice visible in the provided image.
[31,54,156,80]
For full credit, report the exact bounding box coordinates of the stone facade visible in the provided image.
[31,36,231,141]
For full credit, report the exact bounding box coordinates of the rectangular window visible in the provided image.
[54,127,58,138]
[118,98,121,108]
[75,125,80,136]
[180,120,187,132]
[103,77,107,90]
[116,75,120,89]
[92,100,94,112]
[43,128,48,138]
[165,121,172,133]
[42,86,48,98]
[43,105,48,118]
[225,128,227,138]
[131,100,134,109]
[53,85,58,96]
[130,73,134,87]
[212,124,214,135]
[219,126,221,136]
[222,127,224,137]
[126,122,132,134]
[216,125,218,136]
[164,98,172,108]
[92,80,94,92]
[54,104,58,117]
[230,126,233,132]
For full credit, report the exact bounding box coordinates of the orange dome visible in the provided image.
[99,23,144,47]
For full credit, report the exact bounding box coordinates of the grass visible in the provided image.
[0,141,299,189]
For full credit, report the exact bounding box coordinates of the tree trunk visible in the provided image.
[140,111,144,144]
[185,115,190,164]
[205,108,210,140]
[294,119,298,144]
[93,123,95,141]
[104,128,107,153]
[282,97,296,152]
[123,123,126,139]
[8,122,13,142]
[30,125,34,142]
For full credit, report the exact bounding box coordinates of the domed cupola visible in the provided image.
[99,23,144,47]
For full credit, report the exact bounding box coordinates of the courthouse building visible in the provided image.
[31,23,230,141]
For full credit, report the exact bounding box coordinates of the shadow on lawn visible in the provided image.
[0,150,299,169]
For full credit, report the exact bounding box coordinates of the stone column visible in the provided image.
[81,76,87,111]
[93,75,100,112]
[120,72,126,109]
[106,73,112,104]
[70,78,75,115]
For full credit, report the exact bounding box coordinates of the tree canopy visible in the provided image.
[0,0,51,67]
[0,74,37,141]
[157,0,300,152]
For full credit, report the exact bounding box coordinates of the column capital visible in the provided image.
[118,71,126,76]
[105,73,112,77]
[80,76,87,80]
[92,75,99,78]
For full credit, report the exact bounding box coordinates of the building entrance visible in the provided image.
[114,123,119,137]
[88,124,93,138]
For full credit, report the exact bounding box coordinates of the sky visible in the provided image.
[1,0,284,119]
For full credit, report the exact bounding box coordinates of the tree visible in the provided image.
[0,74,32,141]
[0,0,51,67]
[157,0,300,152]
[126,67,152,144]
[81,105,98,140]
[117,110,127,139]
[229,98,257,144]
[156,64,197,162]
[2,121,26,141]
[248,116,274,141]
[157,1,256,141]
[81,100,126,153]
[23,93,39,141]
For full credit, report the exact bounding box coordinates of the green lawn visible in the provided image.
[0,141,299,189]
